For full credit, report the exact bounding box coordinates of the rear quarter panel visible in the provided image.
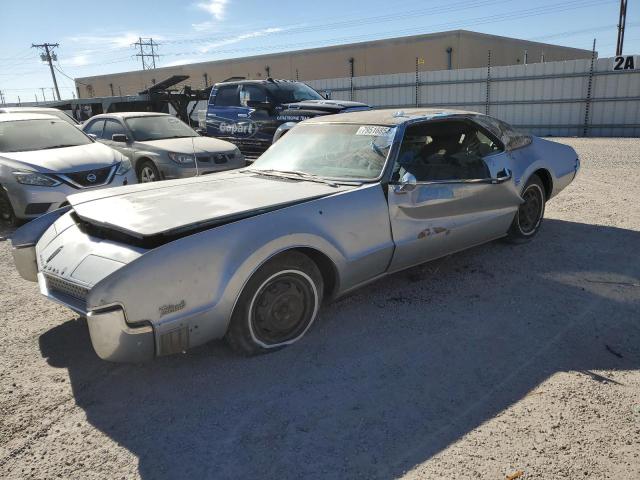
[510,137,578,198]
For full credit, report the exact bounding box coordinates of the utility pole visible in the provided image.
[32,43,61,101]
[40,88,46,102]
[133,37,159,70]
[616,0,628,55]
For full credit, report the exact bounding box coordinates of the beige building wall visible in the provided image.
[75,30,593,98]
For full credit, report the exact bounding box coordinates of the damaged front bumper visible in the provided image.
[87,307,155,363]
[36,272,155,362]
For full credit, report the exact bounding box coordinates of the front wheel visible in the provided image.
[505,174,546,243]
[137,160,160,183]
[225,251,324,356]
[0,189,19,227]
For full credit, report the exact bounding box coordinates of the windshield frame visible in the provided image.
[249,121,401,184]
[124,115,199,142]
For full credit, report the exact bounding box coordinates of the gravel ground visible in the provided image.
[1,138,639,479]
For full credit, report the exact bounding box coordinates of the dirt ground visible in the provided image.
[1,138,639,479]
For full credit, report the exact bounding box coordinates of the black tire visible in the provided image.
[0,188,19,227]
[225,251,324,356]
[137,160,160,183]
[505,174,546,243]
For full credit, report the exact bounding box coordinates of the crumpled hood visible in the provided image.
[0,142,122,173]
[138,136,237,154]
[68,169,352,238]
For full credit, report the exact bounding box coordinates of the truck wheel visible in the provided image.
[505,174,546,243]
[225,251,324,356]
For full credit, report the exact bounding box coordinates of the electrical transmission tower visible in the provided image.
[133,37,159,70]
[32,42,61,101]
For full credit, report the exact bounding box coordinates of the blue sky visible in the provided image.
[0,0,637,103]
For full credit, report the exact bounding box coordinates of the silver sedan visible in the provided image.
[82,112,245,183]
[0,113,136,225]
[12,108,579,362]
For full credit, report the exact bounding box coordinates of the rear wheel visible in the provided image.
[225,251,324,356]
[0,189,18,227]
[137,160,160,183]
[506,174,546,243]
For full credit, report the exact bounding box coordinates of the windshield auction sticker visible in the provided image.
[356,125,392,136]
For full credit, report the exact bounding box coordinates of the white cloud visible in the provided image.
[198,27,283,53]
[66,32,162,50]
[195,0,229,21]
[67,54,90,66]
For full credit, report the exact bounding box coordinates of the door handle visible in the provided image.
[237,113,249,118]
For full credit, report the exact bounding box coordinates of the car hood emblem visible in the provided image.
[86,173,97,183]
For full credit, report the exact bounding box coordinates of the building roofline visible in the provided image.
[75,29,593,82]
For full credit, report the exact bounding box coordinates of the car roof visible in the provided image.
[0,106,64,113]
[305,108,482,126]
[0,112,67,122]
[89,112,169,120]
[214,78,300,87]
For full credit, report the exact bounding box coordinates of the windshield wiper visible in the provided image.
[248,169,339,187]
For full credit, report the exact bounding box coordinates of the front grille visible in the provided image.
[61,165,114,188]
[45,274,89,302]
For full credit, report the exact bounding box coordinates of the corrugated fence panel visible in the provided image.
[304,56,638,136]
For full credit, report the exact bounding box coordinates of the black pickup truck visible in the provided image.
[205,78,370,158]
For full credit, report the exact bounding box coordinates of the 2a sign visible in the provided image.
[612,55,637,71]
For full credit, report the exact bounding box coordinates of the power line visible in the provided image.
[31,42,61,101]
[133,37,159,70]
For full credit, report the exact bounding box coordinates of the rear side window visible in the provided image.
[85,119,105,137]
[394,120,498,182]
[213,86,239,107]
[102,119,127,140]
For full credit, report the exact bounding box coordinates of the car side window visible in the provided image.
[239,85,268,106]
[102,119,127,140]
[85,119,105,138]
[394,120,500,182]
[214,86,240,107]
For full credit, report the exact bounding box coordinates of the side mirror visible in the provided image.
[112,133,128,143]
[393,172,417,193]
[246,100,273,111]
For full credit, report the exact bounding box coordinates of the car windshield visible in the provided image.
[265,83,324,103]
[0,118,92,152]
[250,123,396,180]
[125,115,198,141]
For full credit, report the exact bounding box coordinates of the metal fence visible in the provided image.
[306,56,640,137]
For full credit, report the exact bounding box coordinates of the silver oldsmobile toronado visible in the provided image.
[11,109,579,362]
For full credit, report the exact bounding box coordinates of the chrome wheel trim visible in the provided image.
[516,183,544,236]
[140,165,157,183]
[247,269,319,349]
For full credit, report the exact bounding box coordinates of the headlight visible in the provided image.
[168,152,196,165]
[13,172,61,187]
[115,158,132,175]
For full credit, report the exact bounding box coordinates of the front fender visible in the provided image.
[88,184,393,353]
[11,207,71,281]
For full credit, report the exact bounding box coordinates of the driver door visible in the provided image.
[387,119,522,272]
